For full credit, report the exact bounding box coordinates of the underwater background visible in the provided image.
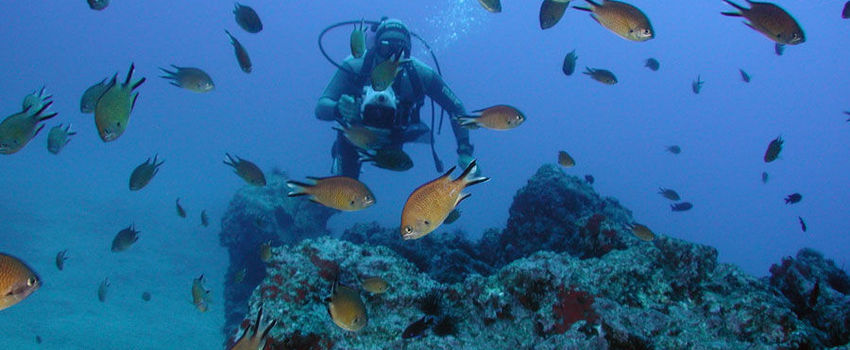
[1,0,849,348]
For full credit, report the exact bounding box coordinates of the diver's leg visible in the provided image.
[332,134,362,179]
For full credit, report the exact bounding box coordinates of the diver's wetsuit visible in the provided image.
[315,51,472,179]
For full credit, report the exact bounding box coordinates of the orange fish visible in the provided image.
[287,176,375,211]
[227,306,277,350]
[0,253,40,311]
[224,153,266,186]
[401,160,489,240]
[457,105,525,130]
[629,223,655,241]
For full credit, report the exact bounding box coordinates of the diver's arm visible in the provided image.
[315,61,362,122]
[419,64,473,156]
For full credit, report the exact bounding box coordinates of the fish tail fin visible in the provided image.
[583,66,594,75]
[722,0,745,12]
[458,159,490,187]
[33,102,57,122]
[455,115,479,129]
[223,153,236,167]
[286,180,314,197]
[573,5,592,12]
[357,149,374,163]
[131,92,139,111]
[225,29,234,40]
[260,319,277,340]
[125,63,136,85]
[132,77,146,90]
[33,124,46,138]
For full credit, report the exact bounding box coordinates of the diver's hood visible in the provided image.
[361,86,397,112]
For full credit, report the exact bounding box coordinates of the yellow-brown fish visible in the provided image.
[574,0,654,42]
[630,223,655,241]
[55,249,69,271]
[160,65,214,93]
[0,253,40,311]
[47,123,76,155]
[0,102,57,155]
[97,278,109,302]
[80,78,110,114]
[721,0,804,45]
[225,30,253,73]
[478,0,502,13]
[457,105,526,130]
[401,160,489,240]
[361,276,389,294]
[540,0,570,30]
[287,176,375,211]
[658,187,680,201]
[201,210,210,227]
[176,198,186,218]
[111,224,139,252]
[94,63,145,142]
[333,122,389,150]
[350,19,367,58]
[371,52,408,92]
[224,153,267,186]
[583,67,618,85]
[327,280,368,332]
[557,150,575,167]
[192,274,211,312]
[129,154,164,191]
[227,307,276,350]
[259,241,272,263]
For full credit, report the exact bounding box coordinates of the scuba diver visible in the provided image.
[315,18,477,179]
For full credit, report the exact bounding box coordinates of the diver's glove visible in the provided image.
[337,94,360,123]
[457,153,481,177]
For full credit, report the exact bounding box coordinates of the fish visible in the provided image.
[629,223,655,241]
[159,65,215,93]
[558,150,575,167]
[666,145,681,154]
[176,198,187,218]
[371,52,408,92]
[46,123,76,154]
[35,336,42,344]
[798,216,807,232]
[142,291,152,301]
[763,136,783,163]
[111,224,140,252]
[671,202,693,212]
[94,63,145,142]
[129,154,164,191]
[573,0,654,42]
[658,187,680,201]
[0,102,57,155]
[97,278,110,302]
[644,58,660,71]
[334,122,390,150]
[22,87,51,113]
[583,67,617,85]
[80,78,110,113]
[562,50,578,76]
[0,253,40,311]
[225,30,252,73]
[845,110,850,122]
[402,315,436,339]
[327,280,368,332]
[359,148,413,172]
[227,307,276,350]
[259,241,272,263]
[224,153,267,186]
[585,174,595,184]
[401,160,490,240]
[444,208,462,224]
[762,171,769,184]
[201,210,210,227]
[350,19,367,58]
[87,0,108,10]
[192,274,211,312]
[784,193,802,204]
[55,250,69,271]
[774,43,785,55]
[478,0,502,13]
[234,2,263,33]
[540,0,570,30]
[844,1,850,19]
[361,276,389,294]
[692,75,704,94]
[457,105,526,130]
[721,0,804,45]
[233,268,247,284]
[739,69,751,83]
[287,176,376,211]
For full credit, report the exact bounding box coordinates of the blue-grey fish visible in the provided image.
[359,148,413,172]
[22,87,51,113]
[0,102,57,155]
[584,67,617,85]
[843,1,850,19]
[55,250,69,271]
[721,0,804,45]
[129,154,164,191]
[739,69,751,83]
[540,0,570,30]
[761,171,768,183]
[47,123,76,155]
[478,0,502,13]
[644,58,659,71]
[159,65,214,93]
[111,225,139,252]
[80,78,110,113]
[201,210,209,227]
[658,187,680,201]
[671,202,693,212]
[763,136,783,163]
[97,278,109,302]
[350,20,367,58]
[692,75,704,94]
[95,63,145,142]
[234,2,263,33]
[225,30,252,73]
[562,50,578,76]
[87,0,108,10]
[176,198,187,218]
[784,193,801,204]
[666,145,681,154]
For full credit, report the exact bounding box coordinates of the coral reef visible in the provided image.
[218,171,335,336]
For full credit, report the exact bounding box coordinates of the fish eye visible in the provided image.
[350,200,356,206]
[404,226,413,233]
[424,220,430,226]
[27,277,36,286]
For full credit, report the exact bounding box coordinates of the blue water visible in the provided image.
[1,0,848,348]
